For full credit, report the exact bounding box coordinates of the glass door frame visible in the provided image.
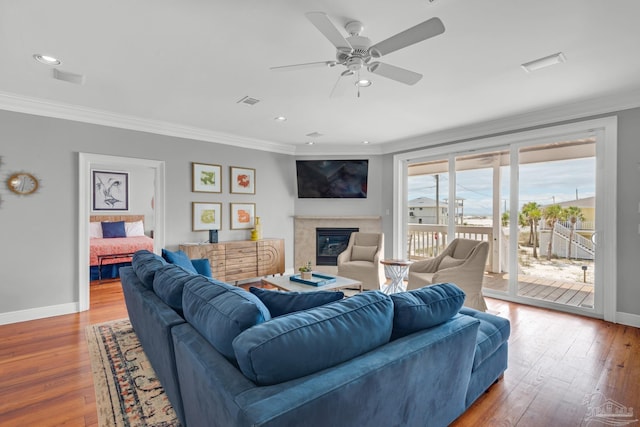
[393,116,617,321]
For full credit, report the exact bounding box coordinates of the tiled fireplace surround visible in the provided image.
[294,216,382,275]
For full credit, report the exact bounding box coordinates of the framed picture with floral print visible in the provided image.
[230,202,255,229]
[192,202,222,231]
[230,166,255,194]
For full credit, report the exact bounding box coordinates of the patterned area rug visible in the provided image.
[86,319,182,427]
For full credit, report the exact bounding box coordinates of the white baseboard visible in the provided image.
[616,311,640,328]
[0,303,79,326]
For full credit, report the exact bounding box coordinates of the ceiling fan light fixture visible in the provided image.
[521,52,566,73]
[33,54,61,65]
[356,79,372,87]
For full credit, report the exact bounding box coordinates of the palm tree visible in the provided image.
[521,202,542,258]
[564,206,585,259]
[501,211,509,227]
[542,204,565,260]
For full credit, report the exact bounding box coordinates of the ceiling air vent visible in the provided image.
[52,69,85,85]
[237,96,260,106]
[305,131,324,138]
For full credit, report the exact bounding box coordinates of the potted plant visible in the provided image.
[299,261,313,280]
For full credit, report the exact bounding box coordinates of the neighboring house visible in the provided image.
[408,197,449,224]
[539,196,596,259]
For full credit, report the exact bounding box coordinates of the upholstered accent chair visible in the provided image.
[407,238,489,311]
[337,232,385,291]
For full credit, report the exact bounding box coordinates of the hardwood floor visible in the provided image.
[0,281,638,426]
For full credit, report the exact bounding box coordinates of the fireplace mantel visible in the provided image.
[294,216,382,275]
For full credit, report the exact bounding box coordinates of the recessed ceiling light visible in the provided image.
[274,116,287,122]
[355,79,372,87]
[33,54,61,65]
[306,141,314,145]
[362,140,370,144]
[521,52,566,73]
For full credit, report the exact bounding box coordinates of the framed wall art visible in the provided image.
[192,202,222,231]
[230,166,255,194]
[92,170,129,211]
[230,202,255,229]
[192,162,222,193]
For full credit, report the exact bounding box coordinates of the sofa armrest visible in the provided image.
[191,258,212,277]
[172,314,480,427]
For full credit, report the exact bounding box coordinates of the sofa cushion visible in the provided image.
[162,248,198,274]
[132,250,167,290]
[351,245,378,262]
[153,264,197,316]
[438,255,466,270]
[101,221,126,238]
[390,283,466,340]
[233,291,393,386]
[249,286,344,317]
[182,276,271,361]
[459,307,511,371]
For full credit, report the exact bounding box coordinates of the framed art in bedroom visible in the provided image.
[230,166,255,194]
[230,202,255,229]
[192,162,222,193]
[92,170,129,211]
[193,202,222,231]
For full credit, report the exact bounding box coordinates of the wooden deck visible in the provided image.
[483,272,595,308]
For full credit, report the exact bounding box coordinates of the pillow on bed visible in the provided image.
[125,220,145,237]
[89,222,103,239]
[101,221,126,238]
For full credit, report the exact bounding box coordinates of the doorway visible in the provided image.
[78,153,165,311]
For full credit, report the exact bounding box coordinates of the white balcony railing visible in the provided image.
[407,224,493,267]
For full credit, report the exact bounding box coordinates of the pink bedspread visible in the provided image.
[90,236,154,266]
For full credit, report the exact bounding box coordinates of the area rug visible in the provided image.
[86,319,182,427]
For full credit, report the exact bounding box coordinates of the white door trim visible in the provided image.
[78,153,165,311]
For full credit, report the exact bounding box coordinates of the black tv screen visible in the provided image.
[296,159,368,198]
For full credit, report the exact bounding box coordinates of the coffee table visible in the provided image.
[261,274,362,293]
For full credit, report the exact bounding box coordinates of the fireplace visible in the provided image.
[316,227,359,266]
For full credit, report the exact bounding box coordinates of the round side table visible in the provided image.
[380,259,413,294]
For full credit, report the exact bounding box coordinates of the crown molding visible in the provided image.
[0,91,297,155]
[381,87,640,155]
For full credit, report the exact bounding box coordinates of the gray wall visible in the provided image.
[2,106,639,319]
[0,110,295,314]
[615,108,640,316]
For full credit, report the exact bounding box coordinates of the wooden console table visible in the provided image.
[180,238,284,283]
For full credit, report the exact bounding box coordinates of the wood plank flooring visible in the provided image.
[1,281,638,426]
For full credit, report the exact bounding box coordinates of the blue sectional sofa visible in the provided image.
[121,250,510,427]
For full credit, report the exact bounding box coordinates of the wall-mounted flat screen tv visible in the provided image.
[296,159,368,198]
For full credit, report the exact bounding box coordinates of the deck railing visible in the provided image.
[407,224,493,266]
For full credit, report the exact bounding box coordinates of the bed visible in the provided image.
[90,214,154,281]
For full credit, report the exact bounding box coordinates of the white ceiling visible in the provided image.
[1,0,640,155]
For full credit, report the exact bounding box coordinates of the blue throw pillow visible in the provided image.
[249,287,344,317]
[132,250,167,289]
[162,248,198,275]
[101,221,126,238]
[182,276,271,361]
[233,291,393,386]
[390,283,466,340]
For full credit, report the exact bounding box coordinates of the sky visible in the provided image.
[408,157,596,216]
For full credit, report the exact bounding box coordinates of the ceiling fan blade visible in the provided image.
[369,17,445,58]
[368,62,422,85]
[305,12,353,53]
[270,61,337,71]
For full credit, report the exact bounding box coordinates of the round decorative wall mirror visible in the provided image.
[7,172,39,195]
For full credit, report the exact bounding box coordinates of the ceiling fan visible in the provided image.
[271,12,445,91]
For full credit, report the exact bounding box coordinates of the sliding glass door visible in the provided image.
[397,118,615,319]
